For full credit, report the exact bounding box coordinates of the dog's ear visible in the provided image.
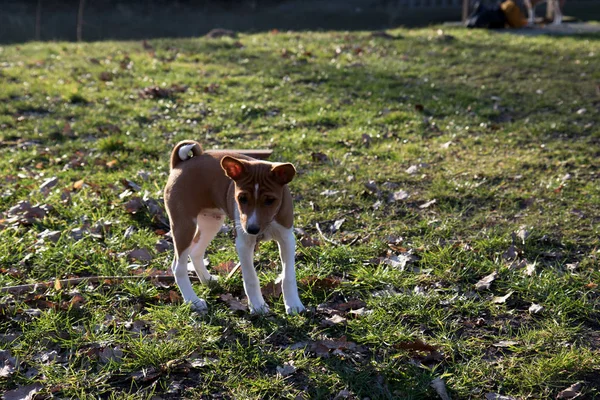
[270,163,296,185]
[221,156,246,180]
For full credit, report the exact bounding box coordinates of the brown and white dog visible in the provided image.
[524,0,565,25]
[163,140,305,314]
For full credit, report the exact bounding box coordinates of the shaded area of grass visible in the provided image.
[0,27,599,399]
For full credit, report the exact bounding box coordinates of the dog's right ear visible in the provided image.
[221,156,246,180]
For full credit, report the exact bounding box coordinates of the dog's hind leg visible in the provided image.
[189,210,224,284]
[171,218,208,311]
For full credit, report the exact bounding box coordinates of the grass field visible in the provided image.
[0,27,599,399]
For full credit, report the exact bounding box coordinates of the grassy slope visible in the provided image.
[0,28,599,399]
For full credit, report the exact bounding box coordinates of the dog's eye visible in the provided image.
[264,197,275,206]
[238,194,248,204]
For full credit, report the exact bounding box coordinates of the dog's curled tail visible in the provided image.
[170,140,203,169]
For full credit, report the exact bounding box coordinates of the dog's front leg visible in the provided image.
[524,0,536,25]
[236,232,269,314]
[551,0,563,25]
[273,224,305,315]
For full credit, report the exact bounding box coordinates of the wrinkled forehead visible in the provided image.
[234,162,281,193]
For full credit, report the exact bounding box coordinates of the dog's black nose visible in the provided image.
[247,225,260,235]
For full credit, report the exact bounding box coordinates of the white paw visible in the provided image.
[285,301,306,315]
[249,303,270,315]
[188,297,208,312]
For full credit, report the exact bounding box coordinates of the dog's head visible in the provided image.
[221,156,295,236]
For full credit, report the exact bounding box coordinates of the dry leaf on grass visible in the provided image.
[485,394,517,400]
[492,291,513,304]
[419,199,437,209]
[3,383,43,400]
[261,281,282,300]
[213,260,237,275]
[127,248,153,262]
[557,382,582,399]
[529,303,544,314]
[0,350,17,378]
[430,377,451,400]
[395,339,439,352]
[219,294,247,311]
[299,276,341,289]
[322,314,347,326]
[475,271,498,291]
[493,340,518,348]
[276,361,297,377]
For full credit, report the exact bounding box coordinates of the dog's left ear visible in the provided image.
[270,163,296,185]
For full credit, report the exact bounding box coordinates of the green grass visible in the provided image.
[1,27,599,399]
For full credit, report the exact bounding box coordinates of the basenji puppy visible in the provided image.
[524,0,565,25]
[163,140,305,315]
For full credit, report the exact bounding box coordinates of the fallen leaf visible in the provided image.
[69,294,85,308]
[516,227,530,244]
[276,361,296,377]
[485,394,517,400]
[261,281,282,300]
[299,276,341,289]
[492,291,513,304]
[362,134,372,147]
[219,293,247,312]
[529,303,543,314]
[390,190,409,202]
[130,367,162,382]
[502,244,517,260]
[300,236,321,247]
[0,350,16,378]
[39,176,58,194]
[557,382,583,399]
[348,307,371,316]
[99,346,123,364]
[322,314,347,326]
[333,389,352,400]
[419,199,437,209]
[524,262,536,276]
[585,282,598,290]
[120,178,141,192]
[3,383,43,400]
[168,290,182,304]
[382,253,417,271]
[335,299,366,312]
[127,248,153,262]
[72,179,85,190]
[311,152,329,163]
[430,377,451,400]
[395,339,438,352]
[310,336,357,358]
[213,260,237,275]
[406,165,419,174]
[155,239,172,253]
[99,71,114,81]
[475,271,498,291]
[124,197,144,214]
[493,340,518,348]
